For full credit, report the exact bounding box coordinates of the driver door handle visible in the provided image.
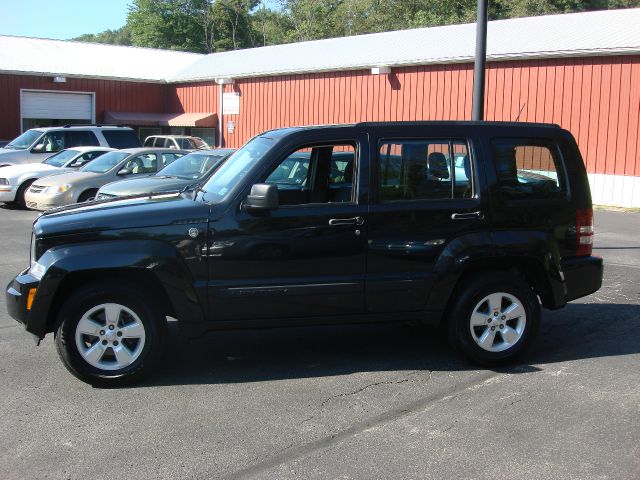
[451,211,484,220]
[328,216,365,226]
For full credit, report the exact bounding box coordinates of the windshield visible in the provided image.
[5,130,42,150]
[201,136,274,202]
[81,151,129,173]
[158,151,227,180]
[43,149,80,167]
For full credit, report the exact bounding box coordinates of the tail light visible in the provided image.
[576,208,593,256]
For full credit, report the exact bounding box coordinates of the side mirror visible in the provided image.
[243,183,278,211]
[32,144,45,153]
[117,168,132,176]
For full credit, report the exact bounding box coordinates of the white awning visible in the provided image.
[104,111,217,127]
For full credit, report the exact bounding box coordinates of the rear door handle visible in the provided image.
[329,216,365,226]
[451,211,483,220]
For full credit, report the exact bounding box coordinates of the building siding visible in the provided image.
[0,74,167,138]
[171,55,639,182]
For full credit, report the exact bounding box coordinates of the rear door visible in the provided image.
[366,127,489,312]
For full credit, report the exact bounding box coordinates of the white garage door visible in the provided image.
[21,91,93,120]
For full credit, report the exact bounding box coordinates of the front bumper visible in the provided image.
[562,255,603,302]
[24,190,72,211]
[6,269,40,330]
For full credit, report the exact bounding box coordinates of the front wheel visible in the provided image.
[447,272,540,366]
[55,282,166,387]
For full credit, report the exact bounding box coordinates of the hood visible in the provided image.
[0,163,58,179]
[100,176,194,197]
[35,193,210,237]
[33,170,100,187]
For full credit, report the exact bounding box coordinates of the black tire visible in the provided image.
[55,281,167,387]
[15,179,35,209]
[447,271,540,366]
[78,189,98,202]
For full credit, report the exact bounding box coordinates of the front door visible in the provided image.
[366,132,489,313]
[207,139,368,322]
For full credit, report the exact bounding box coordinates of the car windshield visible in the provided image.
[201,136,274,202]
[43,149,81,167]
[5,130,42,150]
[81,151,129,173]
[158,151,228,180]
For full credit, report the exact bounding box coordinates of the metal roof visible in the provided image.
[0,9,637,84]
[169,8,640,82]
[0,36,203,83]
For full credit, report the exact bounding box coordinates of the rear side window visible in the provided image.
[143,137,155,147]
[102,130,142,149]
[491,138,565,199]
[378,139,472,202]
[66,130,99,147]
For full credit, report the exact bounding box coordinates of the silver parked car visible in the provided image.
[24,148,188,210]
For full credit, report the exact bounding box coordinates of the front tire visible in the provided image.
[447,272,540,366]
[15,179,35,209]
[55,282,166,387]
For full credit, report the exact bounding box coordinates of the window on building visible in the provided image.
[491,139,565,199]
[378,139,472,202]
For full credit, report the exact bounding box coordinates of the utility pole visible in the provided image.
[472,0,488,121]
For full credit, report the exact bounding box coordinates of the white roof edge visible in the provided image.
[170,47,640,83]
[0,69,169,84]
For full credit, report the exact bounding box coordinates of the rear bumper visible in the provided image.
[561,255,603,302]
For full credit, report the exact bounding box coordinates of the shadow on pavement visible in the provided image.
[141,302,640,388]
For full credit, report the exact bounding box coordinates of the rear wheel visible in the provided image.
[55,281,166,387]
[447,272,540,366]
[15,179,35,209]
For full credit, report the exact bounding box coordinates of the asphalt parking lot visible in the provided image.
[0,206,638,480]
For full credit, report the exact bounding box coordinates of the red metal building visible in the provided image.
[1,9,639,206]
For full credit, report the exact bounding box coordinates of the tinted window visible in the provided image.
[143,137,155,147]
[264,144,356,205]
[102,130,141,148]
[378,140,471,202]
[491,139,565,199]
[67,131,99,147]
[159,152,226,179]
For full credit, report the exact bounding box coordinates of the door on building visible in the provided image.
[21,90,94,131]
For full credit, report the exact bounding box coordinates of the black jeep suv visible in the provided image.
[6,122,603,386]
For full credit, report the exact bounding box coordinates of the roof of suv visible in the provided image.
[32,125,134,133]
[147,135,202,139]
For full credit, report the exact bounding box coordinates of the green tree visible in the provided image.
[73,26,132,45]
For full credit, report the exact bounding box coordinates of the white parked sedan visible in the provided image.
[0,147,114,208]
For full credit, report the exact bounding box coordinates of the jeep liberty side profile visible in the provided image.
[6,122,603,386]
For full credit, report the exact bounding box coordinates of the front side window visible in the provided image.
[39,132,66,152]
[264,144,356,205]
[491,138,565,199]
[123,154,158,174]
[378,139,472,202]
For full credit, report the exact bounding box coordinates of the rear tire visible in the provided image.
[447,271,540,366]
[55,281,167,387]
[15,179,35,209]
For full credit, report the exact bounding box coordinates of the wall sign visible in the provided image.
[223,92,240,115]
[227,121,235,133]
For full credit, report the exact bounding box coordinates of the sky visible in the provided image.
[0,0,131,40]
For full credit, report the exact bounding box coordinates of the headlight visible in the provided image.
[0,178,9,185]
[44,184,71,194]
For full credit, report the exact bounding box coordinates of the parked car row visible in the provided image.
[0,125,220,209]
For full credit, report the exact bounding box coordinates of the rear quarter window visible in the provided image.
[102,130,142,149]
[491,138,567,200]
